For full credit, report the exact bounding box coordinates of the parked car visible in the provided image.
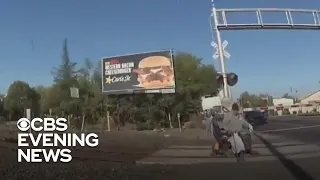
[244,111,267,125]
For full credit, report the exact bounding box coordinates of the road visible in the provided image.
[255,117,320,145]
[243,116,320,180]
[137,116,320,180]
[1,117,319,180]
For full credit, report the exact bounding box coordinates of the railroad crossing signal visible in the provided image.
[211,40,231,59]
[216,72,238,87]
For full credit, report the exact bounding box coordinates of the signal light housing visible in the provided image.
[227,73,238,86]
[216,72,238,87]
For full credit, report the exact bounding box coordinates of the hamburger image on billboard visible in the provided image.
[133,56,175,88]
[101,50,176,94]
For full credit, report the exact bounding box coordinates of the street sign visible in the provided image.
[211,40,231,59]
[70,87,79,98]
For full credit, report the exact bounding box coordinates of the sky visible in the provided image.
[0,0,319,99]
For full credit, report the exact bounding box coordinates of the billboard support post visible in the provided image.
[177,113,181,132]
[107,109,110,132]
[168,113,173,128]
[100,98,105,133]
[116,95,120,131]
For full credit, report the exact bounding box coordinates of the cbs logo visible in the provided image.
[17,118,68,132]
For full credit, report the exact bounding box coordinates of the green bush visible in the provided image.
[136,122,149,131]
[136,120,159,131]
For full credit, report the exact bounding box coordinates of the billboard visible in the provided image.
[101,50,176,94]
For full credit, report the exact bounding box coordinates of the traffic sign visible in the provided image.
[224,50,231,58]
[222,40,228,48]
[213,52,219,59]
[211,41,218,49]
[70,87,79,98]
[211,40,230,59]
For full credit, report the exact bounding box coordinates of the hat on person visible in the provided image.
[231,103,239,111]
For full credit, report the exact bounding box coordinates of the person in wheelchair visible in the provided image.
[222,103,253,158]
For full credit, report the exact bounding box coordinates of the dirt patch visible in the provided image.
[0,129,213,163]
[0,129,215,179]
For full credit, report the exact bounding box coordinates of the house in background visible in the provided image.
[300,90,320,105]
[288,90,320,114]
[272,98,294,115]
[273,98,294,107]
[244,90,320,115]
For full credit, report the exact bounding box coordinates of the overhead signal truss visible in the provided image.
[214,8,320,30]
[210,6,320,98]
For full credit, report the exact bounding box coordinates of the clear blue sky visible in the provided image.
[1,0,319,99]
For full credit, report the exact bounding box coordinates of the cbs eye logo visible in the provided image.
[17,118,31,131]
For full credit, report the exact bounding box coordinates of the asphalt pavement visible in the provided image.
[255,116,320,145]
[137,116,320,180]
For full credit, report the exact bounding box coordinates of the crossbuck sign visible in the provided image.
[211,40,231,59]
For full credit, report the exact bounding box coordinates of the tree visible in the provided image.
[76,58,104,126]
[29,88,41,118]
[51,38,80,116]
[52,39,78,84]
[34,86,50,115]
[259,93,274,106]
[239,91,272,108]
[5,46,218,130]
[4,81,35,120]
[0,94,5,116]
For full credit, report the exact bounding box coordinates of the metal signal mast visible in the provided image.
[210,0,320,98]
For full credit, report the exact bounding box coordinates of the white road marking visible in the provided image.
[258,125,320,133]
[271,122,320,128]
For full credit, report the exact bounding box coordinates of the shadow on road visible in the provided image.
[255,133,315,180]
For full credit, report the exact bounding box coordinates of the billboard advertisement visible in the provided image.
[101,50,176,94]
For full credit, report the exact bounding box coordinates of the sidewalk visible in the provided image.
[136,133,320,165]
